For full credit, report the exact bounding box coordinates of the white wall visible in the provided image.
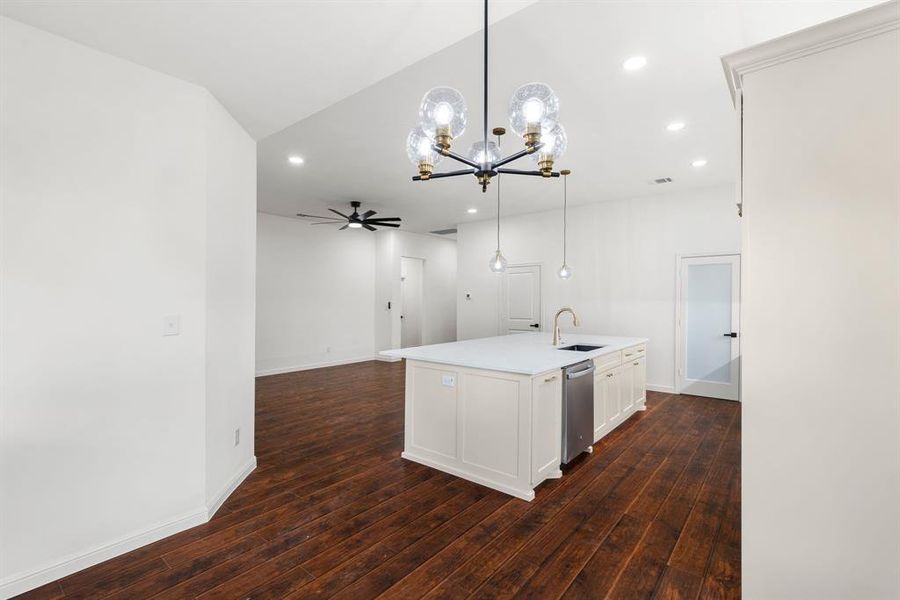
[203,97,257,511]
[456,185,740,391]
[256,221,457,374]
[0,17,255,597]
[255,212,376,375]
[374,230,457,353]
[736,12,900,599]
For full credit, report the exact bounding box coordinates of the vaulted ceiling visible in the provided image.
[1,0,882,233]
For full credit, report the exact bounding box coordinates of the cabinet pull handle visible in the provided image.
[633,362,639,366]
[625,353,633,357]
[544,375,557,383]
[606,373,614,378]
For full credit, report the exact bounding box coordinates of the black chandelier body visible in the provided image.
[408,0,565,192]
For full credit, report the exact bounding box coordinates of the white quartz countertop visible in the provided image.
[380,332,648,375]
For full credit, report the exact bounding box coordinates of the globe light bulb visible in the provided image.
[468,140,501,166]
[406,127,443,179]
[348,222,363,229]
[522,98,544,123]
[433,102,454,126]
[558,263,572,279]
[508,83,560,146]
[419,87,467,149]
[532,123,568,175]
[489,250,508,273]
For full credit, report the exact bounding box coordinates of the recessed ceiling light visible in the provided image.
[692,158,708,167]
[623,56,647,71]
[287,155,304,165]
[467,208,478,214]
[666,121,685,132]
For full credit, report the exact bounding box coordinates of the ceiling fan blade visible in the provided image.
[361,210,377,219]
[310,221,340,225]
[373,222,400,228]
[365,217,401,222]
[329,208,350,219]
[296,213,343,221]
[339,224,349,230]
[363,223,377,231]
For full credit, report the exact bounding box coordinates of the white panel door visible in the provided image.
[677,254,741,400]
[501,265,541,334]
[400,257,424,348]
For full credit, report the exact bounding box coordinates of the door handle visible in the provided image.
[529,323,539,328]
[723,332,737,338]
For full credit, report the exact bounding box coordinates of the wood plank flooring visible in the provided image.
[16,360,740,599]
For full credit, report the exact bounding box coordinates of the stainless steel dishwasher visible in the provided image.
[561,359,595,464]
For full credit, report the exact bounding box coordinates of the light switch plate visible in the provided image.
[441,374,455,388]
[163,315,180,336]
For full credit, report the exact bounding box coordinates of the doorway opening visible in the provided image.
[675,253,741,400]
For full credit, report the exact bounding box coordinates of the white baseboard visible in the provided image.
[0,508,206,599]
[1,456,258,600]
[375,354,401,363]
[206,455,257,519]
[646,383,676,394]
[255,355,375,376]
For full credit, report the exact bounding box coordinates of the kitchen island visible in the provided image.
[381,333,648,501]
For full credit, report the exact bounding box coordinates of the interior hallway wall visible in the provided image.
[255,212,376,375]
[455,185,740,391]
[0,17,256,598]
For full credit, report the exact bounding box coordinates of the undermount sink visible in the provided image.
[558,344,605,352]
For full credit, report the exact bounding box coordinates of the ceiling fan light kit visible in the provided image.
[406,0,569,192]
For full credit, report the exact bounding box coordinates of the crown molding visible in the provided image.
[721,0,899,105]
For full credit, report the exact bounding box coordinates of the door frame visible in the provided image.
[499,263,543,335]
[674,251,742,399]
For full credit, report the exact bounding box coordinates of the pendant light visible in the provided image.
[558,169,572,279]
[489,128,508,273]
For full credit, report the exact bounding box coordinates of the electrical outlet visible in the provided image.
[441,374,455,388]
[234,428,240,446]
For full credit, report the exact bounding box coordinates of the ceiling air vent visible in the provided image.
[430,228,458,235]
[652,177,673,184]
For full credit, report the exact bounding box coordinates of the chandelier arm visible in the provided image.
[496,168,561,177]
[433,145,481,169]
[412,169,474,181]
[491,143,544,169]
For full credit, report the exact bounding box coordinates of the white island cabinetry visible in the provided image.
[383,333,648,501]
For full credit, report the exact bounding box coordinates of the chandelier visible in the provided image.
[406,0,567,192]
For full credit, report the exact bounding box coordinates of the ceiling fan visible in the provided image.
[296,201,401,231]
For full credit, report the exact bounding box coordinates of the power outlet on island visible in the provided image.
[441,374,455,388]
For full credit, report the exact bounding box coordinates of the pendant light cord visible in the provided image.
[563,174,567,263]
[496,168,501,251]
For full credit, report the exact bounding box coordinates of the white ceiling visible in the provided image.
[257,0,881,233]
[0,0,537,139]
[2,0,882,234]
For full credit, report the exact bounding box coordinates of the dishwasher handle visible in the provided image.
[566,365,595,380]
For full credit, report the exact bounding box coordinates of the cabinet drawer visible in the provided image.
[593,351,621,372]
[622,344,645,361]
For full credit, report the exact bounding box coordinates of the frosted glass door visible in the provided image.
[678,255,740,400]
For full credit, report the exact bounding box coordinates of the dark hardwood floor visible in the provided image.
[17,360,740,599]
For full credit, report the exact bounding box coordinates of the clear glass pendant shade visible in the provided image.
[406,127,443,166]
[532,123,568,163]
[489,250,508,273]
[418,87,467,137]
[558,263,572,279]
[468,140,501,165]
[508,83,560,137]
